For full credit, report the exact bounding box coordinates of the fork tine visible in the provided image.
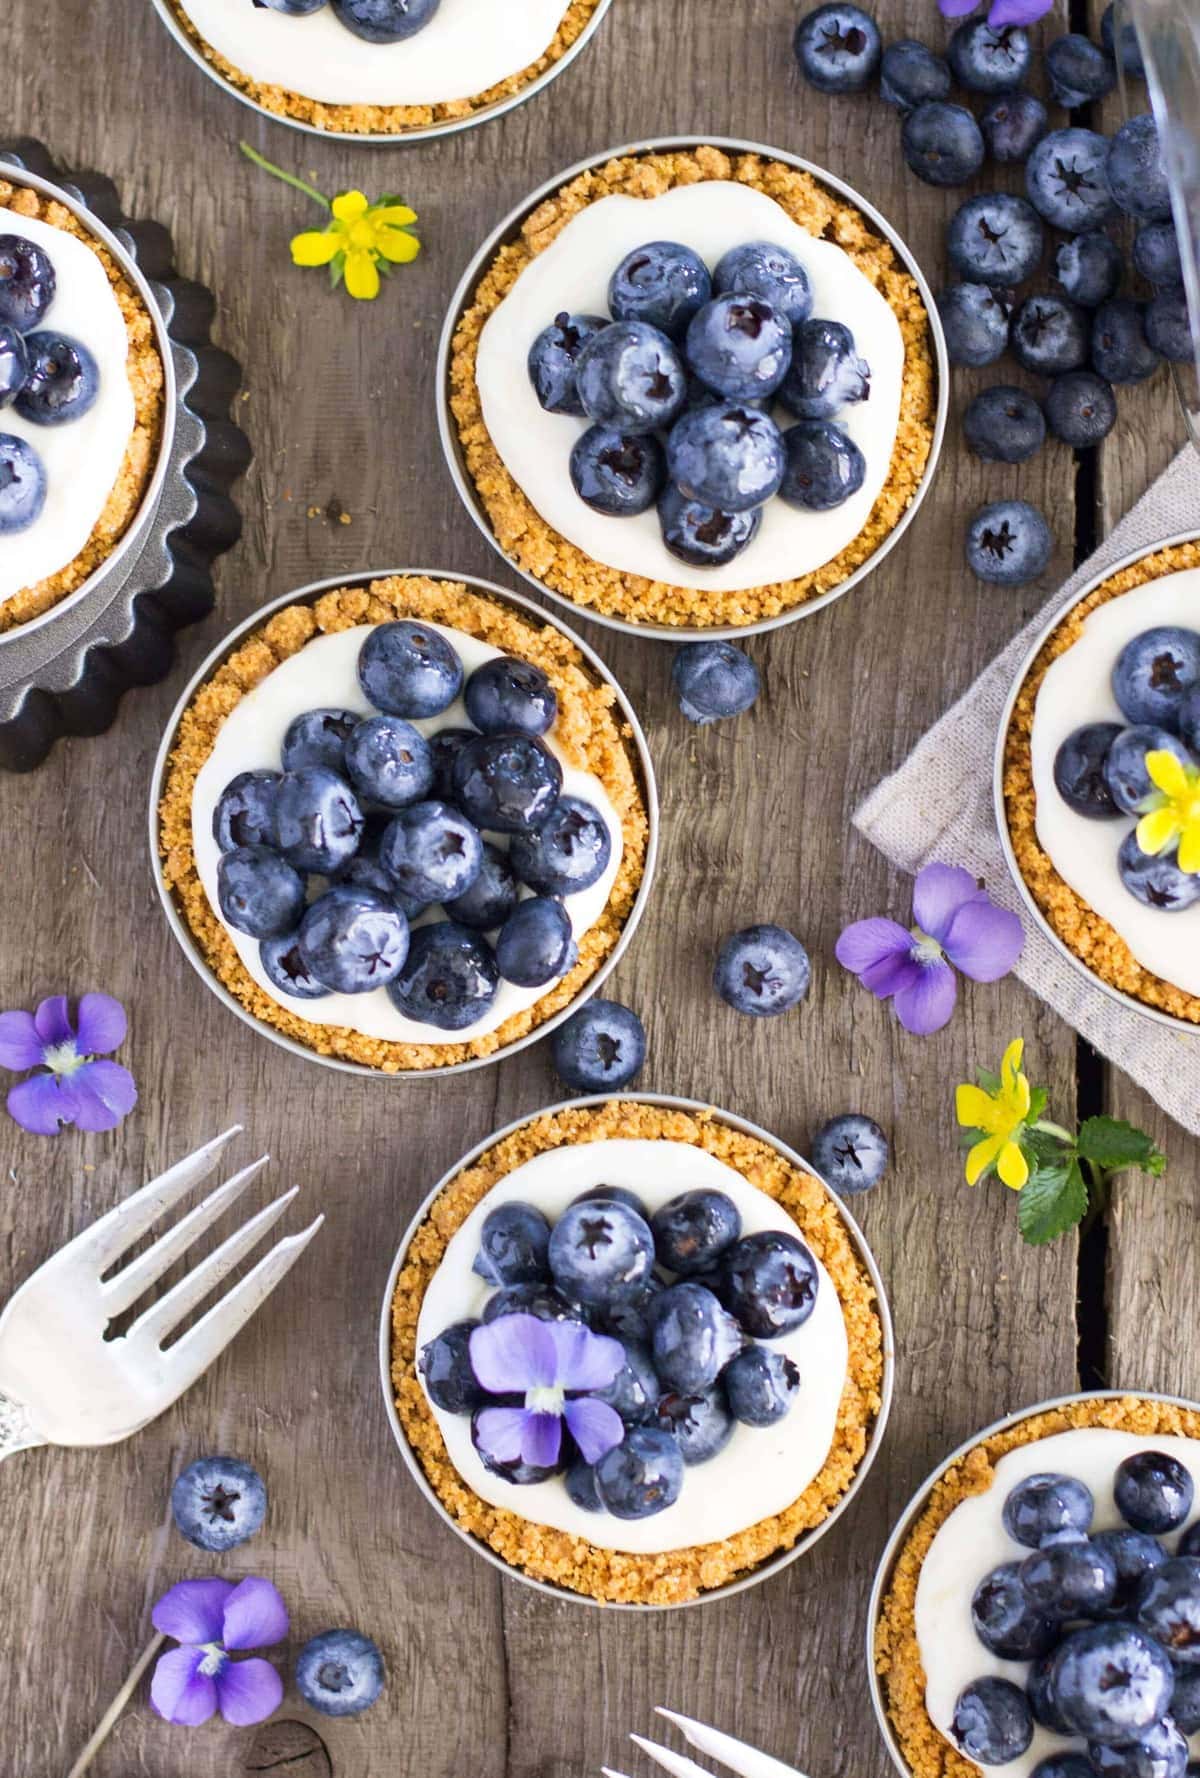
[630,1735,713,1778]
[126,1187,299,1349]
[653,1711,808,1778]
[67,1127,244,1272]
[604,1768,637,1778]
[101,1157,271,1319]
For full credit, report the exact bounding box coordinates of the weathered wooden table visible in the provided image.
[1,2,1192,1773]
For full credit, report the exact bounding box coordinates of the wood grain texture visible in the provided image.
[0,1,1181,1774]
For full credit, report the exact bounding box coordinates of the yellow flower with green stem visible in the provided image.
[1135,750,1200,874]
[956,1037,1035,1190]
[240,143,420,301]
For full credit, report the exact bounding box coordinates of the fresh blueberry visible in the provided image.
[388,921,499,1029]
[260,932,330,1000]
[473,1203,551,1287]
[565,1459,605,1512]
[571,1186,650,1218]
[0,432,46,533]
[295,1628,386,1718]
[1107,728,1193,815]
[1091,1528,1169,1612]
[651,1190,741,1277]
[1029,1648,1076,1734]
[948,20,1031,92]
[1137,1557,1200,1664]
[963,386,1046,464]
[903,102,988,187]
[298,886,409,993]
[713,923,811,1017]
[495,896,575,988]
[1046,371,1118,448]
[1113,628,1200,727]
[281,708,359,775]
[171,1456,267,1552]
[464,657,556,738]
[598,1275,665,1346]
[481,1283,582,1325]
[810,1113,889,1195]
[685,295,792,403]
[936,284,1011,368]
[444,841,518,931]
[528,312,609,415]
[1046,33,1117,107]
[650,1282,745,1392]
[1107,115,1172,222]
[1033,1759,1101,1778]
[213,770,280,852]
[548,1197,655,1308]
[470,1405,564,1485]
[0,235,55,332]
[779,421,866,512]
[14,332,98,426]
[0,325,26,408]
[723,1345,800,1427]
[947,194,1044,287]
[672,640,760,725]
[1135,221,1182,289]
[1087,1719,1188,1778]
[509,795,611,895]
[1020,1535,1118,1620]
[951,1677,1034,1765]
[217,846,305,940]
[971,1561,1057,1659]
[713,241,813,325]
[418,1319,484,1413]
[1093,299,1162,383]
[1183,688,1200,754]
[595,1339,660,1424]
[666,404,784,514]
[792,3,881,92]
[1146,291,1192,363]
[1102,2,1145,76]
[779,318,869,420]
[965,500,1052,586]
[1116,1452,1196,1532]
[1054,1621,1175,1743]
[379,801,483,904]
[358,621,463,719]
[609,242,712,340]
[720,1230,819,1338]
[256,0,329,10]
[594,1424,683,1519]
[1027,130,1117,232]
[275,767,363,874]
[330,0,438,40]
[575,321,686,434]
[655,1386,734,1465]
[981,92,1048,164]
[452,733,561,834]
[1054,722,1123,817]
[337,827,426,918]
[429,727,473,802]
[570,425,666,517]
[658,485,761,567]
[1012,295,1089,376]
[345,715,434,809]
[1003,1473,1095,1546]
[551,1000,647,1092]
[1056,232,1124,309]
[879,39,951,111]
[1172,1672,1200,1735]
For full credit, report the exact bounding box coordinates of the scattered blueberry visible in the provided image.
[655,1386,734,1465]
[792,3,881,92]
[15,332,98,425]
[217,846,305,941]
[1106,727,1192,814]
[672,640,760,725]
[1134,221,1182,289]
[1113,627,1200,727]
[903,102,986,188]
[1102,2,1145,77]
[720,1230,819,1338]
[947,194,1043,287]
[444,840,518,932]
[667,403,785,512]
[1045,371,1118,449]
[0,234,55,332]
[551,999,646,1092]
[1046,33,1116,108]
[965,499,1052,586]
[963,386,1045,465]
[685,295,793,402]
[528,312,608,415]
[418,1319,484,1413]
[608,241,712,340]
[298,886,409,993]
[548,1197,656,1308]
[594,1424,684,1519]
[779,318,869,420]
[213,770,280,852]
[464,657,557,738]
[1092,299,1161,384]
[570,425,666,517]
[779,421,866,512]
[1020,1536,1118,1620]
[651,1190,741,1276]
[260,933,330,1000]
[880,39,951,112]
[358,621,463,720]
[510,795,612,895]
[980,92,1048,164]
[947,20,1031,92]
[658,486,761,567]
[275,767,363,874]
[1056,232,1124,310]
[0,432,46,533]
[951,1677,1034,1765]
[1146,291,1192,363]
[380,801,483,904]
[1054,1621,1174,1743]
[281,708,358,775]
[971,1561,1057,1659]
[1107,116,1172,222]
[713,241,813,325]
[810,1113,889,1195]
[1003,1472,1095,1546]
[713,923,811,1017]
[473,1203,551,1288]
[331,0,437,38]
[345,715,434,808]
[1054,722,1123,817]
[937,284,1010,368]
[651,1282,745,1392]
[452,733,562,834]
[1027,130,1116,233]
[388,921,499,1029]
[575,321,686,434]
[1011,295,1089,376]
[723,1345,800,1426]
[495,895,575,988]
[171,1456,267,1552]
[295,1628,386,1717]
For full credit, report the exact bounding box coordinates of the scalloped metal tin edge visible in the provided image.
[377,1090,896,1610]
[435,133,950,644]
[991,529,1200,1039]
[148,0,613,145]
[148,568,659,1081]
[865,1387,1200,1777]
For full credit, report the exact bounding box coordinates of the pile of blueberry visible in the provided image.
[420,1184,819,1520]
[255,0,440,45]
[0,233,101,536]
[212,622,613,1028]
[1053,624,1200,912]
[953,1453,1200,1774]
[527,237,872,570]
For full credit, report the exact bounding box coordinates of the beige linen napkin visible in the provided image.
[855,445,1200,1135]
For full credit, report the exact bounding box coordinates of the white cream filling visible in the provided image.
[191,622,622,1047]
[1029,570,1200,998]
[916,1427,1200,1776]
[475,181,905,597]
[415,1139,850,1556]
[0,207,135,608]
[176,0,571,107]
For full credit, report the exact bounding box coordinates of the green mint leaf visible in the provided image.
[1024,1124,1069,1165]
[1076,1116,1167,1177]
[1017,1159,1089,1246]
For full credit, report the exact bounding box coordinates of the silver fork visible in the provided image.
[606,1708,810,1778]
[0,1126,322,1460]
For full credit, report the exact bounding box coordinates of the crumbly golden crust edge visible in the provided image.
[163,0,603,133]
[157,575,650,1073]
[449,144,938,631]
[1002,539,1200,1025]
[0,181,165,634]
[874,1394,1200,1778]
[390,1100,885,1605]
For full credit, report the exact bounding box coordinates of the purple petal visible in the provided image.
[7,1071,81,1135]
[520,1410,562,1470]
[940,0,981,13]
[69,1060,138,1133]
[544,1320,625,1392]
[474,1406,530,1468]
[151,1645,218,1726]
[861,950,922,1000]
[892,961,958,1036]
[152,1576,234,1646]
[988,0,1053,22]
[33,996,73,1048]
[0,1011,43,1073]
[563,1397,625,1465]
[469,1313,555,1394]
[912,864,982,945]
[74,992,127,1058]
[942,897,1025,984]
[215,1657,283,1727]
[834,917,913,976]
[221,1577,289,1652]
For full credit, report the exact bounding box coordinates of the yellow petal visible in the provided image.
[1179,827,1200,875]
[343,248,380,301]
[1000,1037,1025,1083]
[331,189,370,224]
[290,229,340,267]
[956,1084,1001,1132]
[997,1140,1029,1191]
[373,226,420,264]
[1136,807,1180,857]
[1146,750,1188,797]
[965,1133,1003,1186]
[371,203,417,227]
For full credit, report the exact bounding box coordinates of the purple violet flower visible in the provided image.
[0,993,137,1136]
[938,0,1055,24]
[150,1576,287,1728]
[835,863,1024,1036]
[469,1313,626,1471]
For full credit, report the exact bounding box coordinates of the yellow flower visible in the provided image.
[291,190,420,301]
[1135,751,1200,874]
[955,1037,1031,1191]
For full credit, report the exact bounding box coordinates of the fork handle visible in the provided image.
[0,1389,42,1461]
